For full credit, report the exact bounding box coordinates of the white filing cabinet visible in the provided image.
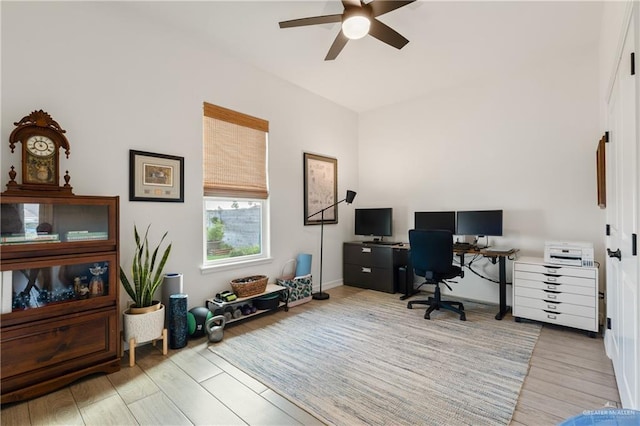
[513,256,599,337]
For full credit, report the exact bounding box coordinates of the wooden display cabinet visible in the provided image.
[0,194,120,403]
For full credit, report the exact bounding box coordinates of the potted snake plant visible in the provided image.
[120,224,172,345]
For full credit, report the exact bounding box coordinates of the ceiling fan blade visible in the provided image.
[279,14,342,29]
[368,18,409,50]
[325,31,349,61]
[369,0,416,17]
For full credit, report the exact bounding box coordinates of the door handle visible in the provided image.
[607,248,622,261]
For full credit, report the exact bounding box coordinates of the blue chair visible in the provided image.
[407,229,466,321]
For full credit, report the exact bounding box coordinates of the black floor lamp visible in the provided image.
[306,189,357,300]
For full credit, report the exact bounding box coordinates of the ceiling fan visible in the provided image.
[278,0,416,61]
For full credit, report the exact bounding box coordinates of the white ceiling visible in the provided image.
[117,1,603,113]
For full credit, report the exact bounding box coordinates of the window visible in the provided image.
[203,103,269,267]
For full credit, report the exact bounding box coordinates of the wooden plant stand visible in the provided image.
[120,329,168,367]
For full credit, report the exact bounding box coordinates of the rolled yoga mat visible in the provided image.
[295,253,312,277]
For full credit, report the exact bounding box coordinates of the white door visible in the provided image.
[605,84,621,373]
[605,16,638,410]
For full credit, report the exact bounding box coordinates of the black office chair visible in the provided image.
[407,229,466,321]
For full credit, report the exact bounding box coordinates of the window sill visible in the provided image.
[200,256,274,275]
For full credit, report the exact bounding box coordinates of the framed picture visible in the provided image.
[596,135,606,209]
[129,150,184,202]
[304,153,337,225]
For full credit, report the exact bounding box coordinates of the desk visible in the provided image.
[401,246,518,320]
[454,247,519,320]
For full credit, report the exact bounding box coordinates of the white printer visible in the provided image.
[544,241,595,267]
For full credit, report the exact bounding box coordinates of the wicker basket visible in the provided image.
[230,275,268,298]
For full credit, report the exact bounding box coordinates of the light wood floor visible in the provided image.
[1,285,619,425]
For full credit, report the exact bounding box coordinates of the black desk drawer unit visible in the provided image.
[343,263,395,292]
[343,242,409,293]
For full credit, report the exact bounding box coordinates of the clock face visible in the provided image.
[26,135,56,157]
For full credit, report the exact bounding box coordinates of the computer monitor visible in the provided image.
[456,210,503,237]
[354,208,393,240]
[414,211,456,234]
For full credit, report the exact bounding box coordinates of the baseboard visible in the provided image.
[314,279,344,293]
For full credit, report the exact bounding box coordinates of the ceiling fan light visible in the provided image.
[342,15,370,40]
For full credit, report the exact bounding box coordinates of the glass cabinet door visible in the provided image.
[0,195,117,259]
[1,253,117,319]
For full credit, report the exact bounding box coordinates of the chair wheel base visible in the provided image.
[405,283,466,321]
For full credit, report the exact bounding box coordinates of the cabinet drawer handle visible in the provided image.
[545,293,557,300]
[362,248,371,253]
[546,314,557,320]
[546,304,557,310]
[361,267,371,273]
[545,276,557,282]
[545,268,559,274]
[546,285,557,290]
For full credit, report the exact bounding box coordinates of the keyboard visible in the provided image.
[483,246,513,253]
[453,242,476,250]
[368,241,399,246]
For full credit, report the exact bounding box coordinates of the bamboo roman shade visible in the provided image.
[203,102,269,199]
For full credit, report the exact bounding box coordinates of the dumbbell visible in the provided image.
[223,306,234,321]
[232,306,242,319]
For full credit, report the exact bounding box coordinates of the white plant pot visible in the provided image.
[123,304,165,344]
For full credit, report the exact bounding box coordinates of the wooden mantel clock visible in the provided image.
[4,110,73,195]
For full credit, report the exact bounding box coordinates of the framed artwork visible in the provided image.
[129,150,184,202]
[304,153,338,225]
[596,135,606,209]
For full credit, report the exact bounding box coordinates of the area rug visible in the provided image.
[210,290,541,425]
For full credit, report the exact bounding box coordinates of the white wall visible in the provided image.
[0,2,359,311]
[1,1,608,310]
[357,47,602,303]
